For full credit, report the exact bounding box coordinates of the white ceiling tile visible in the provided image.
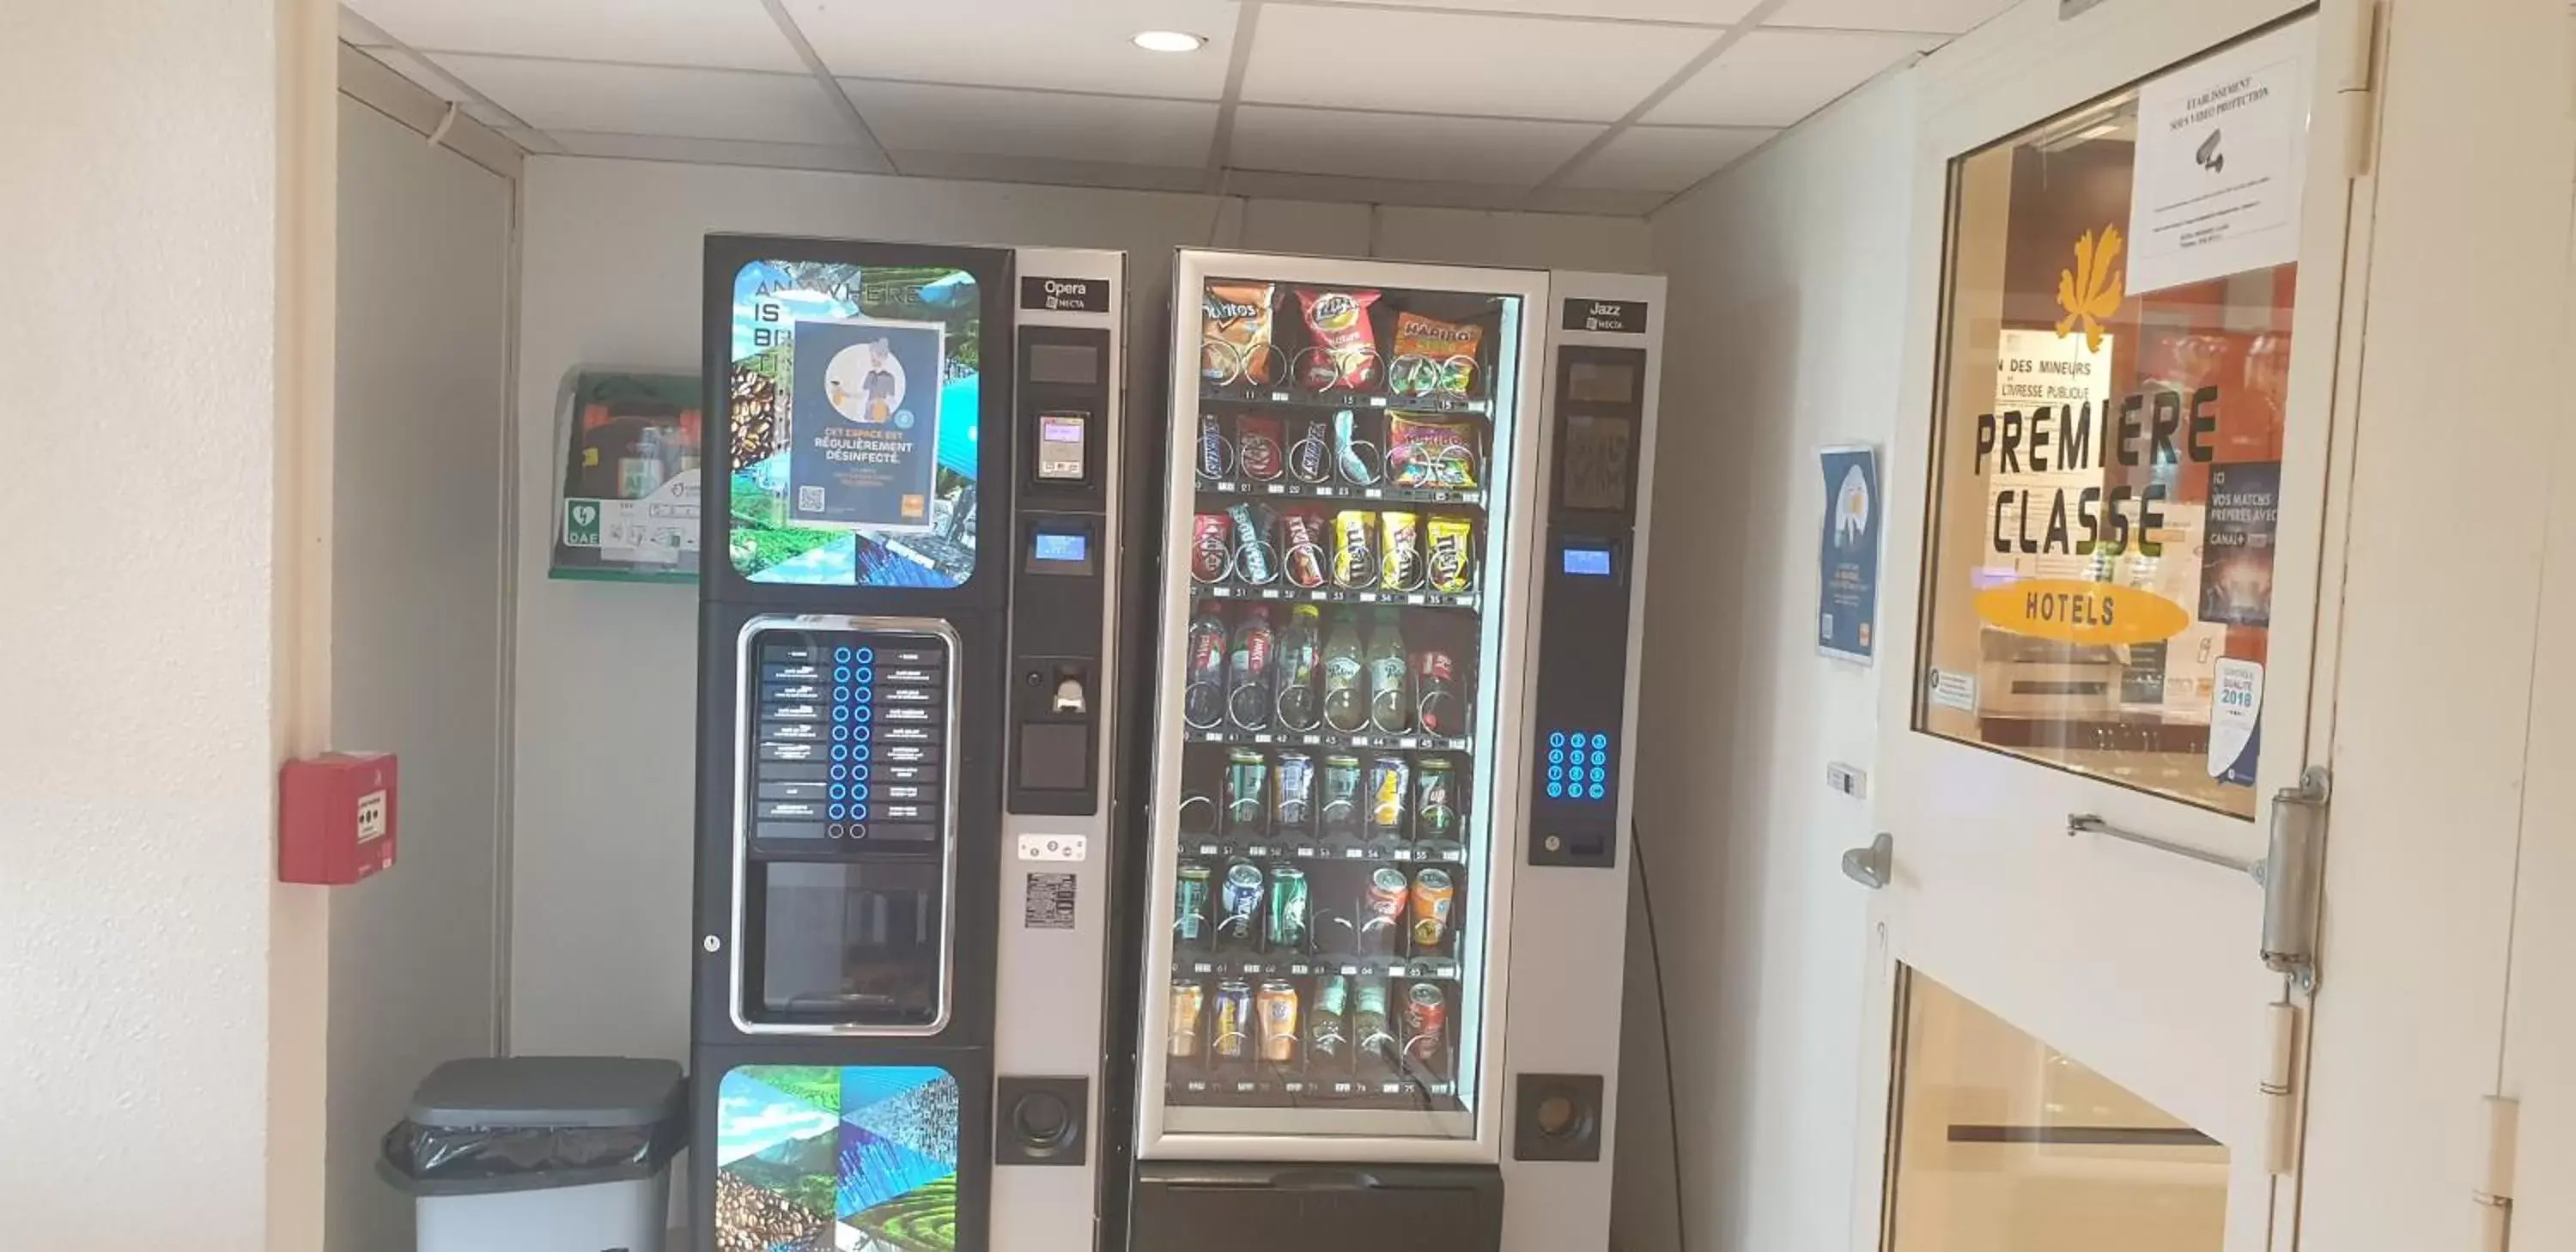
[842,82,1216,168]
[1230,106,1601,187]
[1317,0,1756,21]
[785,0,1240,98]
[1242,5,1716,121]
[359,46,476,102]
[1522,185,1671,215]
[346,0,806,72]
[889,150,1208,193]
[1561,125,1771,190]
[1642,27,1922,125]
[1218,168,1531,212]
[338,5,393,46]
[460,101,520,127]
[429,56,854,146]
[1768,0,2016,35]
[544,131,884,173]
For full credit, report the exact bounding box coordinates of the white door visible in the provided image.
[1855,3,2376,1249]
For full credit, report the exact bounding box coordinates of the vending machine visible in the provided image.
[690,235,1129,1252]
[1116,251,1662,1252]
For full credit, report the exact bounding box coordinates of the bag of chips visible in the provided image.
[1293,288,1382,392]
[1391,312,1485,397]
[1387,414,1479,490]
[1202,283,1280,386]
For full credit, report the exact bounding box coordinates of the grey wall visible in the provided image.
[1619,60,1923,1252]
[328,96,513,1252]
[506,155,1654,1075]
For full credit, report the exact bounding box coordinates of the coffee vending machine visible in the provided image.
[692,236,1127,1252]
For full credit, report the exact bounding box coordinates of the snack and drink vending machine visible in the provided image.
[1116,251,1662,1252]
[691,236,1128,1252]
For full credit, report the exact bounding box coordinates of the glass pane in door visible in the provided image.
[1914,21,2318,817]
[1156,272,1529,1138]
[1885,969,2227,1252]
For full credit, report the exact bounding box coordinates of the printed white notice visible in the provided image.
[2207,659,2263,781]
[2126,21,2314,295]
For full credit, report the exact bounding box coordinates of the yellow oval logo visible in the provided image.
[1973,580,2190,646]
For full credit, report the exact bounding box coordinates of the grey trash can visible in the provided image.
[380,1056,685,1252]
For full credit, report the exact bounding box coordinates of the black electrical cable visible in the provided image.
[1631,817,1688,1252]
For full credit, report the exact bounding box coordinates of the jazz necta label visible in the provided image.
[1562,299,1649,333]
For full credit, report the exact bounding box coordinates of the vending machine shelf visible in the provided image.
[1200,584,1481,610]
[1183,728,1473,753]
[1196,480,1487,508]
[1176,836,1470,866]
[1173,955,1463,981]
[1199,385,1490,416]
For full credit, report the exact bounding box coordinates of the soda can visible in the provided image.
[1229,502,1274,585]
[1256,980,1302,1063]
[1332,509,1376,590]
[1226,609,1276,731]
[1413,757,1458,842]
[1360,866,1409,954]
[1190,514,1231,583]
[1366,755,1412,842]
[1307,975,1351,1067]
[1184,607,1227,728]
[1320,754,1364,841]
[1352,977,1395,1061]
[1218,859,1265,946]
[1413,650,1461,738]
[1379,510,1422,591]
[1272,752,1315,836]
[1425,515,1474,593]
[1266,864,1309,951]
[1175,860,1213,945]
[1212,980,1255,1061]
[1290,414,1332,483]
[1169,980,1206,1059]
[1401,982,1449,1062]
[1410,867,1455,951]
[1279,509,1329,590]
[1196,413,1231,480]
[1224,751,1267,838]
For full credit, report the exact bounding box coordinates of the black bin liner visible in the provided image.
[379,1056,687,1198]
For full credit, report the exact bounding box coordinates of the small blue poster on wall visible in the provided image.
[1818,444,1881,663]
[787,317,945,532]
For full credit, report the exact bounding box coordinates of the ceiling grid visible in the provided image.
[341,0,2013,212]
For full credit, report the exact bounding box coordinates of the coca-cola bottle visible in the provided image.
[1275,604,1322,731]
[1225,606,1276,731]
[1185,605,1227,728]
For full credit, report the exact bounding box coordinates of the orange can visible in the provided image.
[1410,868,1455,950]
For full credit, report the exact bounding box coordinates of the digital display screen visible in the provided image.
[1034,531,1089,563]
[1563,546,1613,577]
[1561,413,1634,511]
[1036,411,1087,481]
[1029,343,1098,385]
[1567,360,1638,404]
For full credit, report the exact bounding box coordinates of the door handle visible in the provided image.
[1841,832,1892,890]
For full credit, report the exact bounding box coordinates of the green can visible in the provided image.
[1224,748,1267,837]
[1266,863,1309,951]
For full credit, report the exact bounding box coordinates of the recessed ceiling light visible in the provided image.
[1132,30,1205,52]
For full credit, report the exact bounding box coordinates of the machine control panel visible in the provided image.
[1526,344,1649,869]
[745,625,951,848]
[1008,324,1114,816]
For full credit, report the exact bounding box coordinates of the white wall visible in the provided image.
[0,1,291,1244]
[1619,64,1921,1252]
[507,156,1651,1067]
[326,95,514,1252]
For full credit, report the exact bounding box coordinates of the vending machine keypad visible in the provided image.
[746,627,951,847]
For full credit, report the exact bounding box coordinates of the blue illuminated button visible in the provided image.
[856,648,874,665]
[852,804,868,822]
[1548,764,1563,782]
[854,705,872,723]
[834,666,850,683]
[1589,766,1607,784]
[1548,747,1564,766]
[832,704,849,722]
[829,763,848,781]
[1589,783,1607,799]
[1546,781,1564,799]
[831,725,848,742]
[835,647,851,664]
[1592,733,1608,749]
[854,687,872,704]
[853,724,870,741]
[855,667,873,685]
[829,784,847,801]
[831,745,849,762]
[829,804,847,821]
[852,763,869,781]
[850,783,870,801]
[1591,749,1607,766]
[853,744,871,762]
[1549,731,1565,748]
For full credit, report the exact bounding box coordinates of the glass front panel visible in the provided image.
[1915,20,2316,817]
[1156,273,1528,1136]
[715,1064,962,1251]
[1885,969,2227,1252]
[724,259,985,587]
[748,860,945,1026]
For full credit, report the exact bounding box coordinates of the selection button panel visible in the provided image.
[745,626,951,848]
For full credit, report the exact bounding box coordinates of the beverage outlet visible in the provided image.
[692,240,1662,1252]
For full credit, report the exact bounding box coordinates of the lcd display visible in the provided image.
[1563,547,1613,577]
[1567,360,1637,404]
[1037,412,1086,481]
[1034,531,1089,563]
[1561,413,1634,511]
[1029,343,1098,385]
[726,260,983,587]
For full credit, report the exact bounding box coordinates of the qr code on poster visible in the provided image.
[798,485,825,512]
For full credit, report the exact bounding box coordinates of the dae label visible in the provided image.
[1972,579,2190,645]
